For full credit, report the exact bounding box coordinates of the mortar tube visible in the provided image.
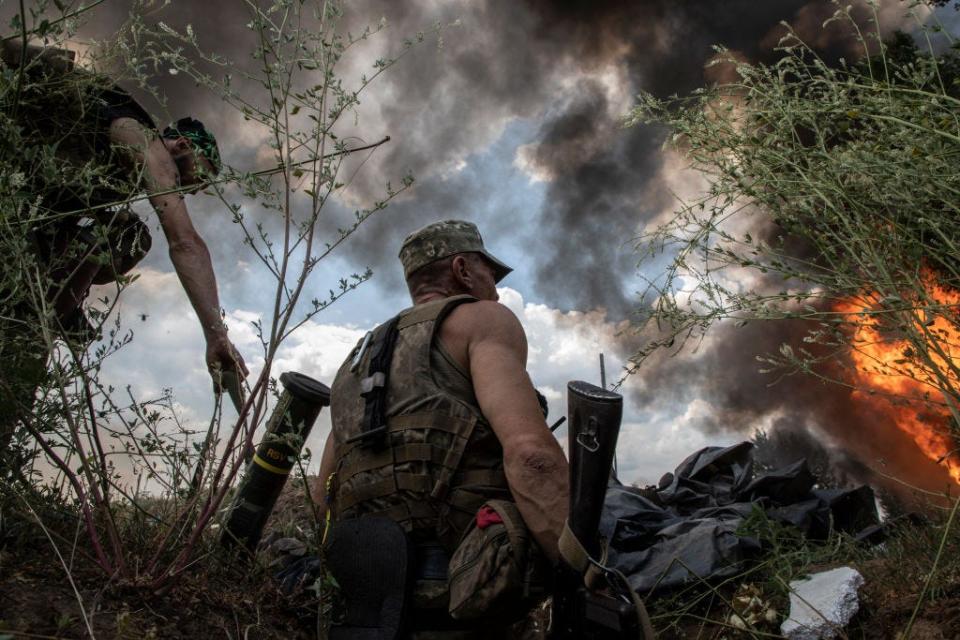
[220,371,331,553]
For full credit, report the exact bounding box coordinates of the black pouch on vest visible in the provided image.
[447,500,550,624]
[326,517,414,640]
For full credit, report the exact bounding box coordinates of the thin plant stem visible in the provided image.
[903,495,960,638]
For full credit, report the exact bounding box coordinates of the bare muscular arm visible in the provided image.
[108,117,247,376]
[442,300,569,563]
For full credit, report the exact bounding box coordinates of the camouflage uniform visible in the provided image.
[329,221,539,639]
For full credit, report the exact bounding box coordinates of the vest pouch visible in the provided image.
[447,499,548,623]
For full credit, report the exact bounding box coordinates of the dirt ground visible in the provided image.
[2,480,957,639]
[3,548,958,639]
[0,484,322,640]
[0,544,315,639]
[853,557,960,640]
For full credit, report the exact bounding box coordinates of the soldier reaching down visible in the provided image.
[0,43,246,454]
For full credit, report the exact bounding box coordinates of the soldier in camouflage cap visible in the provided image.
[315,218,566,638]
[399,219,513,283]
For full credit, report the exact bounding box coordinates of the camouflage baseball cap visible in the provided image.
[399,220,513,283]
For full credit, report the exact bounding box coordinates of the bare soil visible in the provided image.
[0,542,314,639]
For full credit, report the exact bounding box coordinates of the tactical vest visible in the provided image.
[330,295,511,551]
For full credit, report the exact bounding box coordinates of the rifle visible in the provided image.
[552,380,655,639]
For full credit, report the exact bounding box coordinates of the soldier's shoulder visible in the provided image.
[448,299,523,337]
[457,298,517,319]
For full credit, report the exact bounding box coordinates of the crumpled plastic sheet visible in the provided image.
[599,441,879,596]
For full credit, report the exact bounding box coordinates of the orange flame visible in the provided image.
[834,271,960,484]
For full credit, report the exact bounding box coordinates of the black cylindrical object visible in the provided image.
[566,380,622,559]
[221,371,331,551]
[552,380,626,639]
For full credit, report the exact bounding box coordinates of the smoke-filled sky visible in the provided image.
[38,0,960,494]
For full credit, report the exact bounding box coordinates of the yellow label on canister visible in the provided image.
[253,453,291,476]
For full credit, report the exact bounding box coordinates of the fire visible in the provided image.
[834,271,960,484]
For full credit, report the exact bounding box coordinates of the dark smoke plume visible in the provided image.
[338,0,826,312]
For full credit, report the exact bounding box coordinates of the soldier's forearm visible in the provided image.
[147,187,226,342]
[166,232,226,341]
[504,442,569,564]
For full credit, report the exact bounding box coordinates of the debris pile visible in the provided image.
[600,442,879,595]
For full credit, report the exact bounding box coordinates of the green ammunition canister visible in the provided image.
[221,371,331,552]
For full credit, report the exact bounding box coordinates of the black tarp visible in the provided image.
[601,442,879,595]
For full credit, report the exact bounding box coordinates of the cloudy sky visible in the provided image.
[48,0,960,492]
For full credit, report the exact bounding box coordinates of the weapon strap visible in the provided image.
[558,521,656,639]
[348,314,401,449]
[558,523,608,590]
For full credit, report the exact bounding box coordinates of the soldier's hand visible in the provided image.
[206,334,249,378]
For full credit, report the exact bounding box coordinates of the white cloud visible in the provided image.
[272,321,369,382]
